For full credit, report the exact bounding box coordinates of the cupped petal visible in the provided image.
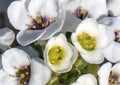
[2,48,31,75]
[7,0,31,30]
[16,46,39,58]
[98,62,112,85]
[40,10,65,40]
[62,11,81,33]
[80,0,108,19]
[28,0,59,18]
[17,29,46,46]
[29,58,51,85]
[108,0,120,16]
[0,27,15,50]
[112,63,120,75]
[76,74,97,85]
[80,50,104,64]
[0,70,19,85]
[104,42,120,63]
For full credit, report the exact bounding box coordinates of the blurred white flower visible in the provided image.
[107,0,120,16]
[98,62,120,85]
[71,18,114,64]
[0,27,15,50]
[7,0,65,46]
[44,34,78,73]
[99,17,120,63]
[70,74,97,85]
[0,48,51,85]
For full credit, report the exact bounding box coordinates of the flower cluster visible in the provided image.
[0,0,120,85]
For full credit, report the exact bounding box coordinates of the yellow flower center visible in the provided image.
[77,32,96,51]
[48,46,66,65]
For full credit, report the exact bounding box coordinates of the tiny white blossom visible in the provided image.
[44,34,78,73]
[0,48,51,85]
[71,18,114,64]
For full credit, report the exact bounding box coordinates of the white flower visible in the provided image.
[0,48,51,85]
[70,74,97,85]
[71,18,114,64]
[107,0,120,16]
[7,0,65,46]
[99,17,120,63]
[98,62,120,85]
[44,34,78,74]
[0,27,15,50]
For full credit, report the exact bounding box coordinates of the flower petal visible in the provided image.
[0,70,19,85]
[17,29,46,46]
[98,62,112,85]
[0,27,15,50]
[28,0,59,18]
[80,50,104,64]
[108,0,120,16]
[112,63,120,75]
[29,58,51,85]
[62,11,81,33]
[80,0,108,19]
[7,0,31,30]
[76,74,97,85]
[2,48,31,75]
[104,42,120,63]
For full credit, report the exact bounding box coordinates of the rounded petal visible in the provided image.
[28,0,59,18]
[7,0,31,30]
[2,48,31,75]
[29,58,51,85]
[76,74,97,85]
[17,29,46,46]
[0,70,19,85]
[98,62,112,85]
[108,0,120,16]
[62,11,81,33]
[0,27,15,50]
[80,0,108,19]
[80,50,104,64]
[104,42,120,63]
[112,63,120,75]
[16,46,39,58]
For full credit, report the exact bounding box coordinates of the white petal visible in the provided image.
[70,82,80,85]
[44,34,78,73]
[29,58,51,85]
[0,27,15,50]
[104,42,120,63]
[76,74,97,85]
[80,50,104,64]
[0,70,19,85]
[80,0,108,19]
[112,63,120,74]
[2,48,31,75]
[16,46,39,58]
[40,10,65,40]
[62,11,81,33]
[17,29,46,46]
[98,62,112,85]
[28,0,59,18]
[7,1,31,30]
[108,0,120,16]
[38,40,47,46]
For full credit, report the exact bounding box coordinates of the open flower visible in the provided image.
[70,74,97,85]
[107,0,120,16]
[99,17,120,63]
[0,48,51,85]
[44,34,78,73]
[71,18,114,64]
[0,27,15,50]
[98,62,120,85]
[7,0,65,46]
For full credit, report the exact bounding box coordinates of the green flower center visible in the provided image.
[48,46,66,65]
[12,65,31,85]
[109,71,120,85]
[77,32,96,51]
